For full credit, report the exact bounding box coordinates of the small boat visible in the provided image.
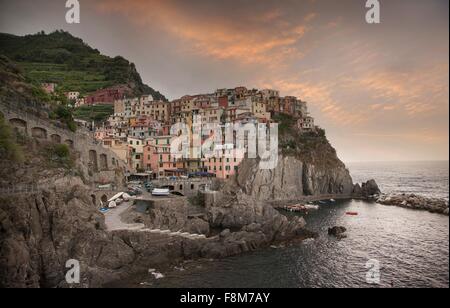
[152,188,170,196]
[330,199,336,202]
[346,212,358,216]
[108,192,124,203]
[304,204,319,210]
[282,204,316,212]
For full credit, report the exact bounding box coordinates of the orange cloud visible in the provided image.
[95,0,312,67]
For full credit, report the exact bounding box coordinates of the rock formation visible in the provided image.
[377,194,449,215]
[328,226,347,239]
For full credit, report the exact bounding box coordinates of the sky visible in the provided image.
[0,0,448,162]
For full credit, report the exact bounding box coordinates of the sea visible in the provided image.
[114,161,449,288]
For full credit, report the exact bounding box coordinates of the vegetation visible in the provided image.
[73,104,114,122]
[45,143,74,169]
[0,30,167,100]
[272,113,298,137]
[1,55,77,132]
[0,115,24,163]
[272,112,343,168]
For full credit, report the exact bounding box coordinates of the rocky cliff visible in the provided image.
[234,154,354,202]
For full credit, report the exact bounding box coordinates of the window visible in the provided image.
[191,184,195,190]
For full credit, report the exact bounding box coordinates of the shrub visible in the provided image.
[0,116,24,163]
[46,143,74,169]
[53,144,70,159]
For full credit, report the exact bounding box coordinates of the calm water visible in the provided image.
[118,161,449,288]
[347,161,449,200]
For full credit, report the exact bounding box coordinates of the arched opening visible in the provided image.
[65,139,74,148]
[99,154,108,171]
[50,134,62,143]
[91,194,97,206]
[191,184,195,190]
[170,191,185,196]
[101,195,108,203]
[31,127,47,139]
[89,150,98,172]
[9,118,27,135]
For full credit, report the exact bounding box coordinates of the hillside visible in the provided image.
[0,30,167,100]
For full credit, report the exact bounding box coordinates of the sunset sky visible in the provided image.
[0,0,448,162]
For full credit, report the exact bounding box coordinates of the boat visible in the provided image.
[152,188,170,196]
[346,212,359,216]
[282,204,317,212]
[304,204,319,210]
[108,192,124,203]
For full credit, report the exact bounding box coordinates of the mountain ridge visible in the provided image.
[0,30,167,101]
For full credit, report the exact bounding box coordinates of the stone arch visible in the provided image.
[31,127,47,139]
[65,139,74,148]
[99,154,108,171]
[50,134,62,143]
[101,194,108,203]
[89,150,98,172]
[9,118,28,135]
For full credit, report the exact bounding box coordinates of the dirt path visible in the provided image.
[103,202,208,240]
[104,202,145,231]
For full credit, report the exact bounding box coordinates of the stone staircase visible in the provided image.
[103,202,208,241]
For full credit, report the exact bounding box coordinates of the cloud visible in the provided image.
[95,0,313,67]
[90,0,448,161]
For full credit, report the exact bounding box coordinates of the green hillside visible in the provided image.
[0,30,167,100]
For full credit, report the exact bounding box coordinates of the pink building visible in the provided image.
[143,136,178,178]
[203,148,245,179]
[42,83,57,94]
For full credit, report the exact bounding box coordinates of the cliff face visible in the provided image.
[0,180,136,288]
[235,154,354,202]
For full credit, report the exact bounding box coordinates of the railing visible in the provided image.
[0,183,43,196]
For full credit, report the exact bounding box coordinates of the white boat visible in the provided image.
[122,193,131,201]
[304,204,319,210]
[108,192,124,203]
[152,188,170,196]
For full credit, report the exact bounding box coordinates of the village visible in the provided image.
[43,83,317,181]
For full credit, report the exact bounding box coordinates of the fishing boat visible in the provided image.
[304,204,320,210]
[346,212,359,216]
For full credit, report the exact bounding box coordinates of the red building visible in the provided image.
[86,85,131,105]
[218,96,229,108]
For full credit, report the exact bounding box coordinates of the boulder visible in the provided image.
[328,226,347,239]
[184,218,210,235]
